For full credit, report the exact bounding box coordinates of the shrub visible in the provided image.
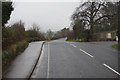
[26,27,45,43]
[2,21,26,50]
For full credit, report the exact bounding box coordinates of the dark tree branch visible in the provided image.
[93,3,105,18]
[95,15,112,22]
[81,19,90,23]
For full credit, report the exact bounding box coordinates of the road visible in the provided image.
[31,38,119,78]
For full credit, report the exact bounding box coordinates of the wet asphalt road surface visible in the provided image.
[32,38,119,78]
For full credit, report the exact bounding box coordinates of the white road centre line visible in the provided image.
[47,42,50,78]
[70,44,77,48]
[103,64,120,76]
[80,49,93,58]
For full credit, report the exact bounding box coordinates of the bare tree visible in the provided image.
[72,1,113,33]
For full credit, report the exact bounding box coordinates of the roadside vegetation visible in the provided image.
[112,44,120,50]
[2,2,45,71]
[26,23,45,43]
[67,1,119,42]
[45,28,69,40]
[66,39,84,42]
[2,21,29,71]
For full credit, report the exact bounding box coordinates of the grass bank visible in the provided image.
[66,39,84,42]
[112,44,120,50]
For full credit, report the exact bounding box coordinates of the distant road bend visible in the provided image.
[31,38,119,78]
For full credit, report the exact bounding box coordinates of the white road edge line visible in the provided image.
[80,49,93,58]
[70,44,77,48]
[103,64,120,76]
[47,42,50,78]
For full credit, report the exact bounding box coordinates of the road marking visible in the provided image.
[47,42,50,78]
[103,64,120,76]
[80,49,93,58]
[70,44,77,48]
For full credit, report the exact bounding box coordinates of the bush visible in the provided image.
[27,37,40,43]
[26,27,45,43]
[2,21,26,50]
[2,40,29,71]
[16,40,28,54]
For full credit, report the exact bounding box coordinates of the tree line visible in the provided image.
[67,1,120,42]
[46,28,69,40]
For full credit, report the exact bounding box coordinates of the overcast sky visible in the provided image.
[7,2,80,32]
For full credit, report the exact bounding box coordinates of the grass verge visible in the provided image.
[112,44,120,50]
[66,39,84,42]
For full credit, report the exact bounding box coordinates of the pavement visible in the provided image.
[31,38,119,78]
[4,41,44,78]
